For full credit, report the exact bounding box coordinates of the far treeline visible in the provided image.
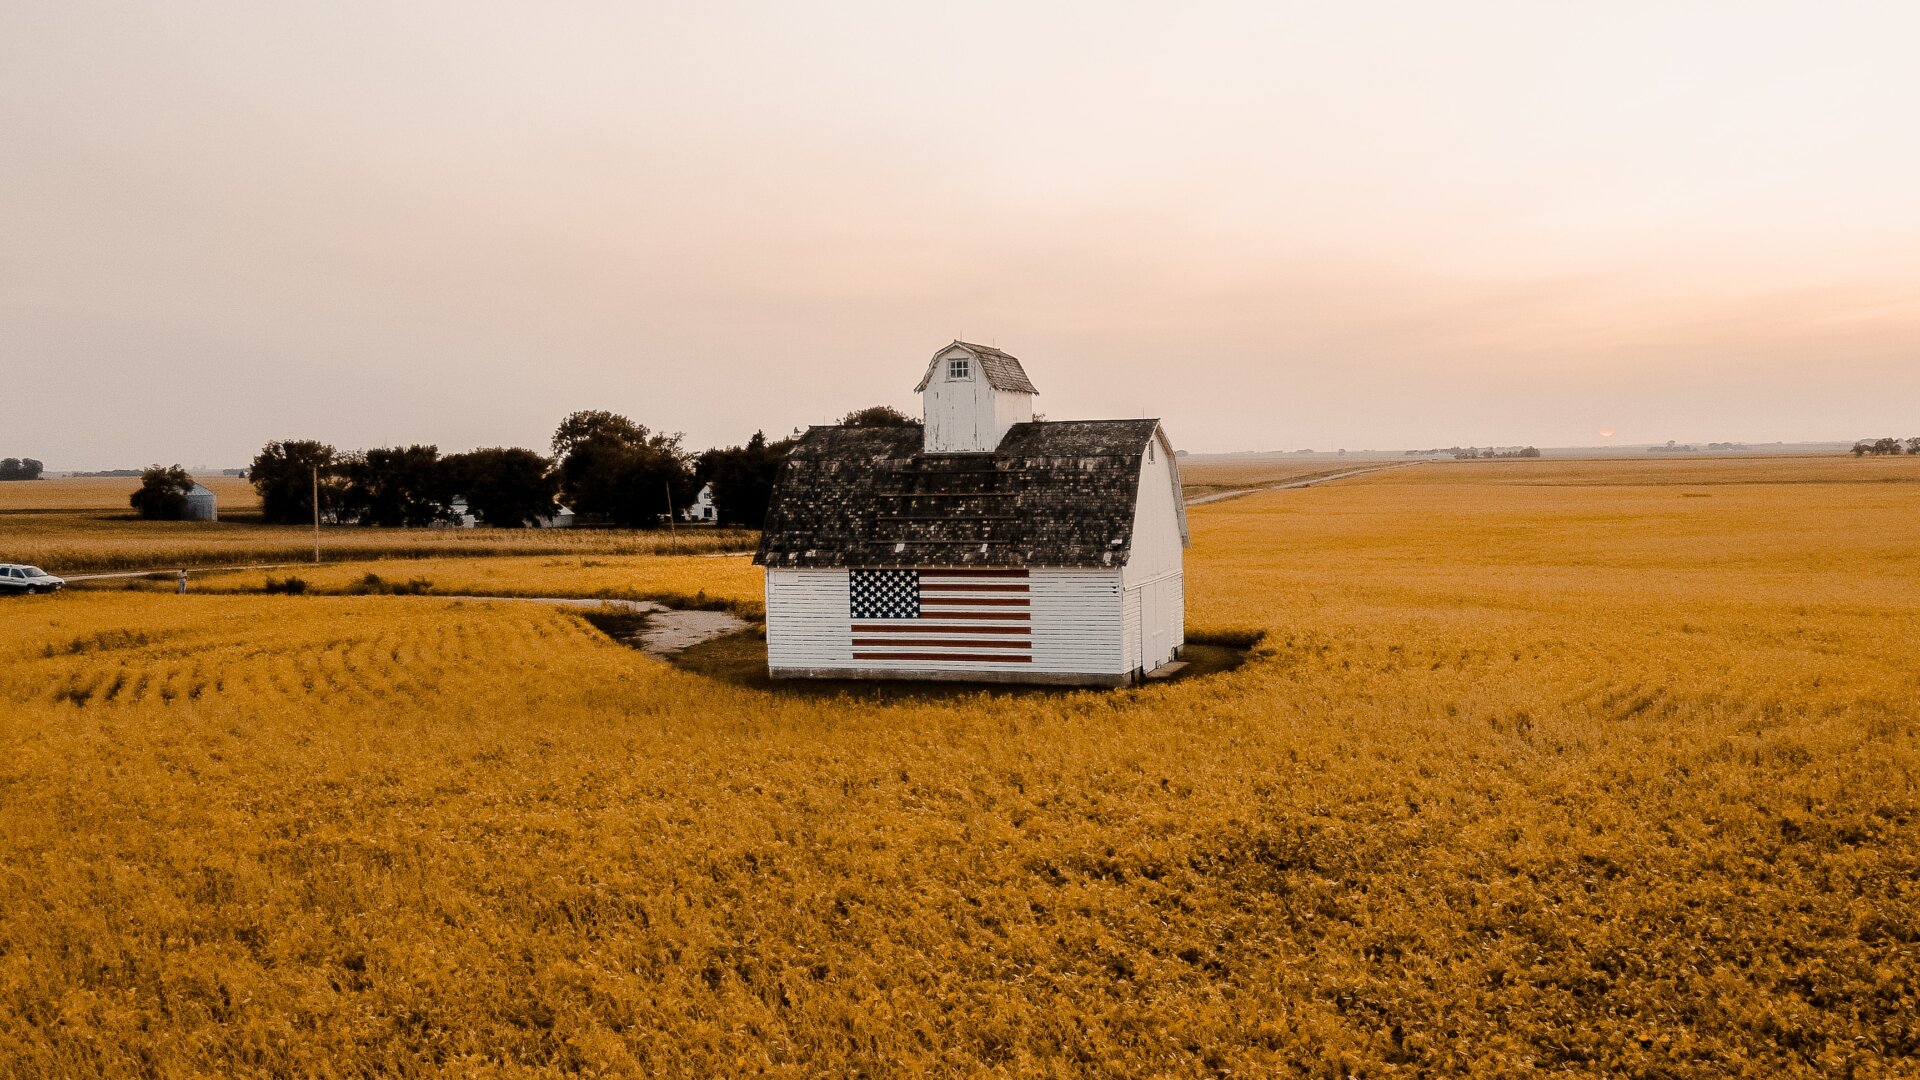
[0,458,45,481]
[1851,437,1920,456]
[1403,447,1542,459]
[136,405,915,528]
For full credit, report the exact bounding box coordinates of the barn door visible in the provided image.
[1143,580,1166,669]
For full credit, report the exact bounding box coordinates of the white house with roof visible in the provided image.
[683,484,718,522]
[754,340,1186,686]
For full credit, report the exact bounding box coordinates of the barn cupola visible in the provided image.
[913,340,1038,454]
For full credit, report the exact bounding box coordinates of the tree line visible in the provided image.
[240,405,914,529]
[0,457,45,481]
[1851,438,1920,456]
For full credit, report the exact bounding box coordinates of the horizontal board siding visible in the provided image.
[1029,569,1125,673]
[1122,584,1143,671]
[765,569,852,667]
[1170,572,1186,647]
[766,567,1126,677]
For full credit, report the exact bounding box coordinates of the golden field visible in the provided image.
[3,457,1918,1076]
[190,554,767,617]
[1175,456,1389,500]
[2,517,756,575]
[0,474,754,574]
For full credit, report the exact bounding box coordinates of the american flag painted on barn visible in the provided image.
[848,568,1031,663]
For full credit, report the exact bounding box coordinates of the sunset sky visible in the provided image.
[5,2,1918,467]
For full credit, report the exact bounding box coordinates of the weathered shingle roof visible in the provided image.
[913,341,1040,394]
[755,419,1162,569]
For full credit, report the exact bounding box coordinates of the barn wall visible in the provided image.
[764,568,852,668]
[991,388,1034,449]
[1122,584,1143,672]
[1031,569,1124,673]
[1121,425,1186,673]
[1121,427,1186,588]
[764,566,1126,683]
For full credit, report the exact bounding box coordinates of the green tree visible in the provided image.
[251,440,338,524]
[339,445,453,527]
[0,457,44,481]
[552,410,649,456]
[695,430,796,528]
[128,465,195,520]
[552,411,692,526]
[442,447,559,527]
[839,405,916,428]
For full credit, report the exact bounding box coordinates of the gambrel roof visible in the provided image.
[912,341,1039,394]
[755,419,1170,569]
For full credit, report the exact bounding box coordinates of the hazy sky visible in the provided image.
[5,1,1918,467]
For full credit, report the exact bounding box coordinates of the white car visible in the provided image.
[0,564,65,595]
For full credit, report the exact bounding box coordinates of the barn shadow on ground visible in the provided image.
[648,627,1253,701]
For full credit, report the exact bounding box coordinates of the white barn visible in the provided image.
[755,341,1187,686]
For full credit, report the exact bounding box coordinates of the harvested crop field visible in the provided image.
[2,457,1917,1075]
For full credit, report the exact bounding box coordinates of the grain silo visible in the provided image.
[184,483,218,522]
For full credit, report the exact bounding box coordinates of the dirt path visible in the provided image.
[437,596,751,656]
[1183,461,1425,507]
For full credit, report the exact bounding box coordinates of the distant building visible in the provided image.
[683,484,718,523]
[184,483,218,522]
[755,340,1187,686]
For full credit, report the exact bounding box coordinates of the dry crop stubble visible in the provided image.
[1,457,1917,1076]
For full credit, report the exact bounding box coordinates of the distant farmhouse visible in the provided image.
[683,484,718,523]
[755,341,1187,686]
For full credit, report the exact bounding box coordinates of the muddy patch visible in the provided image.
[560,601,751,657]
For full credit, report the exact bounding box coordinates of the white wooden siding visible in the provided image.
[1031,570,1124,672]
[1169,572,1185,647]
[764,569,853,667]
[1122,426,1187,588]
[923,343,1032,453]
[1122,585,1142,672]
[765,567,1125,681]
[1119,424,1187,673]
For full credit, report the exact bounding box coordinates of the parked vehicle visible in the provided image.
[0,564,65,595]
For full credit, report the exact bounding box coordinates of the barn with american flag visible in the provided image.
[755,341,1187,686]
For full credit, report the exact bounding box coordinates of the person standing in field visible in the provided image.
[176,569,187,594]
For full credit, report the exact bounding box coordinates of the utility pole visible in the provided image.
[312,464,321,564]
[665,480,676,535]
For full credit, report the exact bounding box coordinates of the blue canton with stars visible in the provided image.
[850,569,920,619]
